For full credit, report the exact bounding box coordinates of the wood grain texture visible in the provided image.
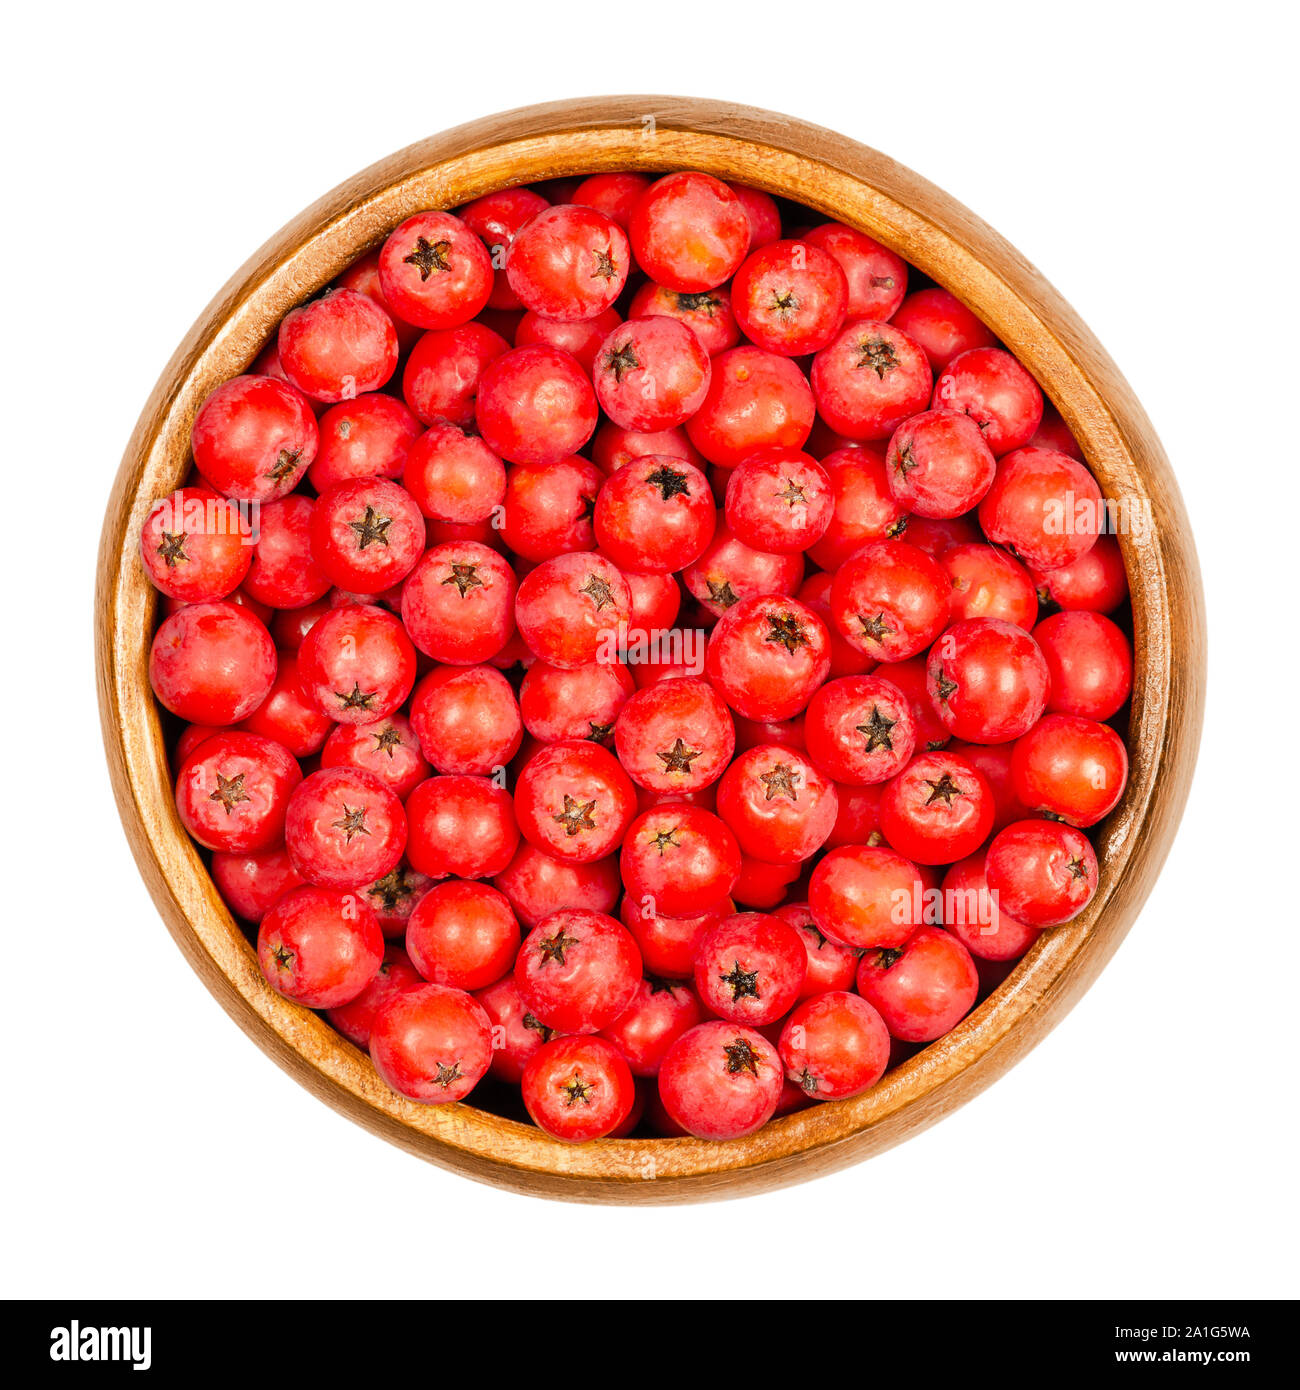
[95,96,1206,1203]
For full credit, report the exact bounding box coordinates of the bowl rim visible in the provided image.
[95,95,1205,1203]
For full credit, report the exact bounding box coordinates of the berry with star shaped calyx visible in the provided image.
[692,911,807,1026]
[521,1036,635,1142]
[309,477,425,595]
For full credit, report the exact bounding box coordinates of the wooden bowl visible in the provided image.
[96,96,1205,1203]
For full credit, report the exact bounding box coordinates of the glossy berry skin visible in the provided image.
[514,741,637,864]
[175,731,301,853]
[515,306,622,375]
[475,345,597,466]
[400,542,516,665]
[258,885,384,1010]
[500,455,601,562]
[808,844,925,950]
[1010,713,1129,827]
[514,552,632,669]
[933,347,1043,455]
[724,450,833,554]
[211,844,304,923]
[890,288,998,373]
[150,601,276,725]
[594,316,711,431]
[693,911,806,1026]
[409,665,522,775]
[984,819,1099,926]
[308,392,422,493]
[940,855,1041,962]
[141,487,252,601]
[947,740,1031,832]
[878,750,995,865]
[683,523,804,619]
[628,282,740,355]
[614,677,735,794]
[336,249,421,352]
[505,204,630,320]
[297,602,415,725]
[685,346,815,468]
[493,842,620,930]
[514,909,642,1034]
[1034,611,1133,720]
[775,903,860,997]
[978,446,1102,572]
[731,239,848,356]
[326,944,423,1049]
[362,863,435,939]
[730,182,782,250]
[716,745,838,864]
[824,782,885,850]
[237,650,332,756]
[812,320,932,441]
[591,421,705,476]
[190,374,318,503]
[886,409,997,518]
[405,775,519,880]
[285,767,407,890]
[657,1022,783,1141]
[240,496,330,610]
[520,660,635,746]
[620,895,731,981]
[405,880,519,991]
[779,991,890,1100]
[277,288,398,403]
[856,926,979,1042]
[804,222,908,321]
[804,674,917,786]
[1032,533,1128,613]
[321,714,430,801]
[402,423,506,526]
[522,1036,635,1142]
[926,617,1050,744]
[797,573,873,679]
[621,806,741,918]
[378,211,493,330]
[401,322,509,428]
[943,543,1039,630]
[805,447,908,571]
[829,540,951,662]
[573,171,652,228]
[458,186,550,309]
[474,975,558,1083]
[629,172,750,292]
[594,456,715,574]
[368,982,494,1103]
[601,979,703,1077]
[308,478,424,594]
[705,594,831,721]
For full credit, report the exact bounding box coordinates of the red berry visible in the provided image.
[808,844,924,949]
[1032,533,1128,613]
[237,650,333,756]
[514,741,637,864]
[812,320,932,441]
[779,991,890,1100]
[362,863,435,939]
[829,540,950,662]
[515,306,622,375]
[1034,611,1133,720]
[946,740,1031,832]
[601,978,703,1077]
[402,322,509,427]
[730,183,783,251]
[493,842,620,929]
[211,844,304,923]
[685,345,815,467]
[521,1035,635,1141]
[593,456,716,574]
[805,447,908,570]
[942,543,1039,630]
[885,654,952,751]
[939,855,1041,962]
[409,665,522,776]
[1010,713,1129,827]
[400,542,516,665]
[890,288,998,373]
[886,408,997,518]
[500,455,601,561]
[591,421,705,476]
[804,222,908,320]
[321,714,430,800]
[405,775,519,880]
[926,617,1049,743]
[474,975,559,1084]
[258,885,384,1009]
[705,594,831,721]
[683,523,804,619]
[877,749,996,865]
[572,171,652,228]
[856,926,979,1042]
[191,374,318,502]
[241,496,331,609]
[285,767,407,890]
[406,880,520,990]
[520,660,635,745]
[775,903,860,997]
[277,288,398,403]
[150,601,276,724]
[514,552,631,669]
[368,982,494,1102]
[297,602,416,724]
[620,894,731,981]
[629,172,749,292]
[627,282,740,355]
[505,204,630,320]
[140,488,252,602]
[308,392,422,493]
[716,745,838,863]
[657,1022,782,1140]
[378,211,493,330]
[336,249,422,352]
[723,449,833,553]
[620,805,741,918]
[614,677,735,794]
[402,423,506,526]
[693,911,807,1025]
[984,819,1099,926]
[514,909,642,1034]
[175,730,301,852]
[933,347,1043,455]
[476,345,598,465]
[308,478,424,594]
[732,239,848,356]
[978,446,1102,572]
[458,186,550,310]
[327,944,424,1048]
[593,317,711,431]
[804,674,917,785]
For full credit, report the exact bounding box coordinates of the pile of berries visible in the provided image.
[143,168,1133,1144]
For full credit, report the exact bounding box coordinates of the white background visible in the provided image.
[3,0,1295,1301]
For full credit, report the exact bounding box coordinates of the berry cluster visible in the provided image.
[143,168,1133,1144]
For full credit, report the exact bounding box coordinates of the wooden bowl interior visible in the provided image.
[96,98,1205,1202]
